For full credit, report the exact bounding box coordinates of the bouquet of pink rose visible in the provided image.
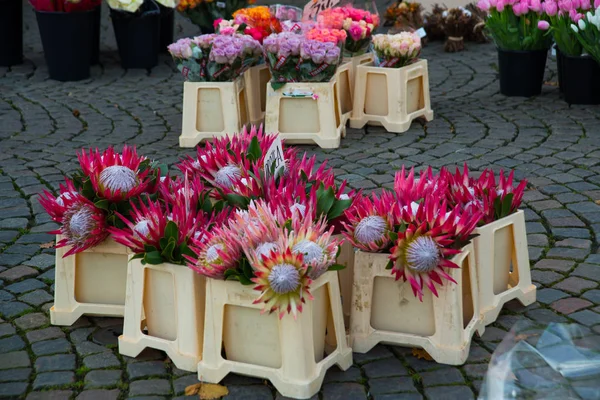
[168,35,215,81]
[372,32,421,67]
[317,5,380,56]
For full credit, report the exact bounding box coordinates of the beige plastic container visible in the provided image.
[333,235,356,328]
[197,271,352,399]
[264,77,344,149]
[118,258,205,372]
[473,210,536,326]
[350,243,484,365]
[334,61,353,132]
[343,52,374,104]
[349,60,434,133]
[179,77,249,148]
[50,235,130,326]
[244,64,271,126]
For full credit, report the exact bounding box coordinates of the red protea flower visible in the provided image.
[158,175,209,213]
[481,169,527,224]
[342,190,396,252]
[389,221,462,301]
[187,222,242,279]
[285,217,338,280]
[38,178,80,222]
[77,145,154,202]
[252,247,313,319]
[52,194,109,257]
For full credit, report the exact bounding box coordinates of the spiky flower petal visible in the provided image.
[252,247,313,319]
[286,217,338,279]
[342,191,395,252]
[38,179,80,222]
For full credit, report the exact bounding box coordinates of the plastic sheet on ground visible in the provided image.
[479,320,600,400]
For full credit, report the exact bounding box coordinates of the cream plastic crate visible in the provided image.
[50,235,130,326]
[179,77,249,148]
[334,62,353,132]
[264,77,344,149]
[197,271,352,399]
[343,52,374,102]
[474,210,536,326]
[333,235,355,328]
[244,64,271,126]
[349,60,434,133]
[118,259,205,372]
[350,243,484,365]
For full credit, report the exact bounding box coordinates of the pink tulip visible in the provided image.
[558,0,573,12]
[529,0,543,13]
[595,0,600,8]
[496,0,506,11]
[580,0,591,10]
[538,20,550,29]
[477,0,491,11]
[543,0,558,15]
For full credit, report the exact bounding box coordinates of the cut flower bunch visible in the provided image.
[316,5,381,56]
[571,6,600,63]
[177,0,256,33]
[342,164,526,300]
[30,0,101,12]
[372,32,422,67]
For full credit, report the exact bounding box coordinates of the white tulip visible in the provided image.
[578,19,587,30]
[571,24,579,33]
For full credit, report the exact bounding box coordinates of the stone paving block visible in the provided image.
[83,352,120,369]
[19,289,53,306]
[0,382,29,397]
[369,376,417,394]
[352,345,394,365]
[0,265,39,281]
[423,386,474,400]
[555,238,592,249]
[0,301,32,318]
[572,264,600,280]
[76,341,111,356]
[551,298,593,315]
[569,310,600,326]
[14,312,49,330]
[128,379,171,396]
[35,354,76,372]
[27,391,73,400]
[322,383,368,400]
[324,366,362,383]
[420,367,465,386]
[553,277,597,294]
[582,290,600,304]
[531,270,563,285]
[173,374,199,395]
[32,338,72,356]
[0,335,26,352]
[127,360,167,379]
[526,309,568,324]
[5,279,46,294]
[84,370,122,389]
[0,368,32,383]
[363,357,408,378]
[76,389,120,400]
[534,259,576,272]
[372,393,423,400]
[24,254,55,270]
[0,323,16,338]
[33,371,75,389]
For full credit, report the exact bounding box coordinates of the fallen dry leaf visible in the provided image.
[72,109,80,117]
[412,348,433,361]
[595,200,600,205]
[40,241,55,249]
[544,81,558,87]
[185,383,229,399]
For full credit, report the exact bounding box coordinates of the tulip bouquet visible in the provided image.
[263,29,346,87]
[30,0,101,12]
[372,32,421,67]
[571,6,600,63]
[540,0,592,56]
[316,6,380,56]
[476,0,553,50]
[177,0,255,33]
[38,145,164,256]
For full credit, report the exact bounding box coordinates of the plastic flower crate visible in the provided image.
[349,60,434,133]
[334,61,353,133]
[473,210,535,326]
[244,64,271,125]
[343,52,374,103]
[264,77,344,149]
[349,243,484,365]
[197,271,352,399]
[50,235,131,326]
[179,77,250,148]
[333,235,356,328]
[118,258,205,372]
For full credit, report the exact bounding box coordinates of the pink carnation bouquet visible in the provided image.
[317,5,380,56]
[372,32,421,67]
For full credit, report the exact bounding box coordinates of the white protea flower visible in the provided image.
[214,164,242,188]
[99,165,138,193]
[354,215,387,244]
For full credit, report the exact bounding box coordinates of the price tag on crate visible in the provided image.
[303,0,341,21]
[416,27,427,38]
[264,137,285,178]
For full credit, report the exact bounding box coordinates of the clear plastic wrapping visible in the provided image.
[479,320,600,400]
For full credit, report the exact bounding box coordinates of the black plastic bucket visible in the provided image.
[158,3,174,53]
[0,0,23,67]
[36,10,95,81]
[498,48,548,97]
[91,5,101,64]
[563,55,600,105]
[556,47,564,93]
[111,0,160,69]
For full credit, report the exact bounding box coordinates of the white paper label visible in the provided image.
[303,0,342,21]
[551,47,556,57]
[263,137,285,178]
[216,1,226,8]
[417,27,427,38]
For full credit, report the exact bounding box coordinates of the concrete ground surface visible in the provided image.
[1,3,600,400]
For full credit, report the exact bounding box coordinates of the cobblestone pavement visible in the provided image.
[1,4,600,400]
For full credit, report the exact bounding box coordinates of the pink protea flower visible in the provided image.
[286,217,338,279]
[342,190,396,252]
[77,145,155,202]
[52,194,109,257]
[187,223,242,279]
[158,175,208,211]
[389,221,462,301]
[38,178,80,222]
[251,247,313,319]
[394,166,428,208]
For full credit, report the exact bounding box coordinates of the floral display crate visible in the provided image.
[118,258,205,372]
[197,271,352,399]
[349,59,434,133]
[179,77,249,148]
[50,235,130,326]
[334,61,353,134]
[350,243,484,365]
[264,77,344,149]
[473,210,535,326]
[333,235,356,328]
[244,63,271,126]
[343,52,374,102]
